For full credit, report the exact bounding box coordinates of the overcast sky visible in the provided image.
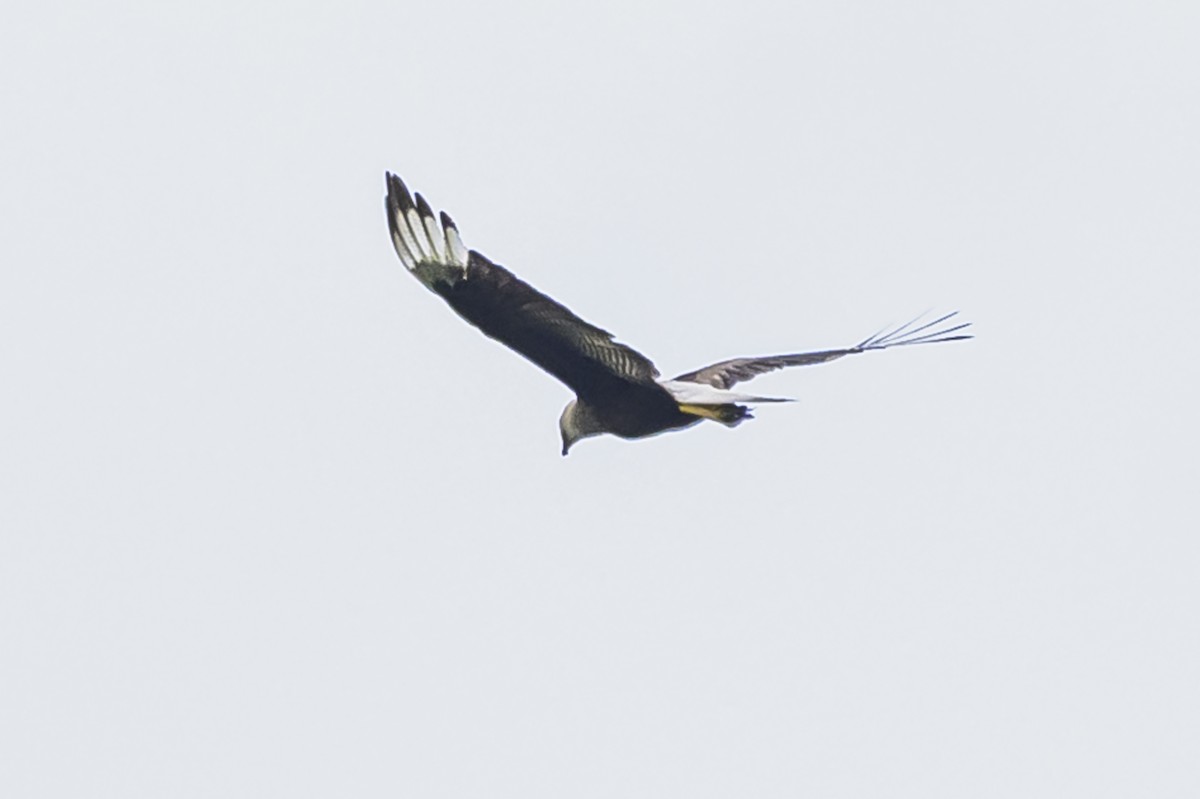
[2,1,1198,797]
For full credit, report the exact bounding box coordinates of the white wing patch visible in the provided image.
[386,174,469,290]
[407,208,430,260]
[657,379,792,405]
[445,222,468,266]
[422,213,446,262]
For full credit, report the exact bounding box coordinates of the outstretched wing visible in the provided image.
[385,173,660,399]
[673,312,973,389]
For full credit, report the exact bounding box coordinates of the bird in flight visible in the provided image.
[384,173,971,455]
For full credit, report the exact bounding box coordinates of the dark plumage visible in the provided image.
[384,172,971,454]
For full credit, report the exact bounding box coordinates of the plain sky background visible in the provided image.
[2,1,1197,796]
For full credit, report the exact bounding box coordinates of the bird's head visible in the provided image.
[559,399,603,456]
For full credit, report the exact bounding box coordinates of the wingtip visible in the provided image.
[856,311,974,351]
[384,172,473,271]
[387,173,416,212]
[414,192,435,219]
[384,172,426,267]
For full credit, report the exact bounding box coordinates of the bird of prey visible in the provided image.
[384,173,971,455]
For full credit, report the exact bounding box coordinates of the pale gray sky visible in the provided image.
[2,1,1198,796]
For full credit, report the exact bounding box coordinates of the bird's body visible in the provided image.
[384,173,971,454]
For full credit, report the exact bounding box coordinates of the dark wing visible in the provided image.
[385,173,659,399]
[673,312,973,389]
